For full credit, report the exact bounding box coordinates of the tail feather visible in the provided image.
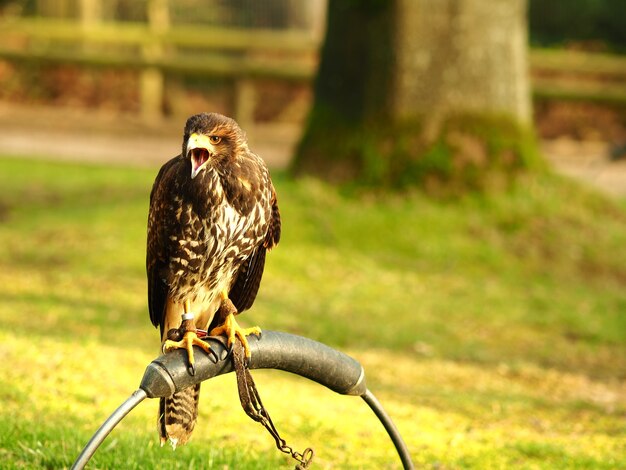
[158,383,201,448]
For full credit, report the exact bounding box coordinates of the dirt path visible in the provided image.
[1,103,624,198]
[541,139,626,198]
[0,104,299,169]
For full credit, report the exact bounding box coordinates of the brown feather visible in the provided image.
[265,187,281,249]
[158,384,201,448]
[229,245,267,313]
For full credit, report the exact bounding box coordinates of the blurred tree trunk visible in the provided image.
[293,0,540,192]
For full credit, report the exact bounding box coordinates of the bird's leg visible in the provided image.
[163,299,216,375]
[209,293,261,360]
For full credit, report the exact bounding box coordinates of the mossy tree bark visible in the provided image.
[293,0,540,192]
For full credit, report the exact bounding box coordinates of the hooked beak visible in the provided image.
[186,133,213,179]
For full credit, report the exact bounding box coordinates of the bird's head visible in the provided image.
[182,113,248,179]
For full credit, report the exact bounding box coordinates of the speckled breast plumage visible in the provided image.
[164,165,271,309]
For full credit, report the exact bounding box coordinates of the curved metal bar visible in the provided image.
[362,389,414,470]
[71,331,413,469]
[70,388,147,470]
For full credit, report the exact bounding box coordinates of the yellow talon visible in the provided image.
[209,313,261,358]
[161,300,216,371]
[164,330,211,363]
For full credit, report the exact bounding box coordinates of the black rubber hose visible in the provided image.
[140,330,367,398]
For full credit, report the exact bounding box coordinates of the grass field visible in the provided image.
[0,156,625,469]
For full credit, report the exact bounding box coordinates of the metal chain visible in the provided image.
[232,342,314,469]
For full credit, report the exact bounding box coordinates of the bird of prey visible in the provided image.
[146,112,281,447]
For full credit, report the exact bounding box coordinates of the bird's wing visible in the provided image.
[229,244,267,313]
[229,185,281,313]
[264,185,281,250]
[147,155,181,335]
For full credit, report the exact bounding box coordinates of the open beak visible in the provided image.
[186,133,213,179]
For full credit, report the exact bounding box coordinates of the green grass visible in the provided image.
[0,156,625,468]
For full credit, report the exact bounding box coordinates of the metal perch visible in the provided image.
[71,330,414,469]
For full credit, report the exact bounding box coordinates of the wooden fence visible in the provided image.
[0,14,625,123]
[0,14,319,125]
[530,48,626,105]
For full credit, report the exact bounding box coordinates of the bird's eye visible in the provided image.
[209,136,221,144]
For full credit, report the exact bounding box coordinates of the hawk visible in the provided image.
[147,112,281,447]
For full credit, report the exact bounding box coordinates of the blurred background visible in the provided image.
[0,0,623,190]
[0,1,625,468]
[0,0,327,168]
